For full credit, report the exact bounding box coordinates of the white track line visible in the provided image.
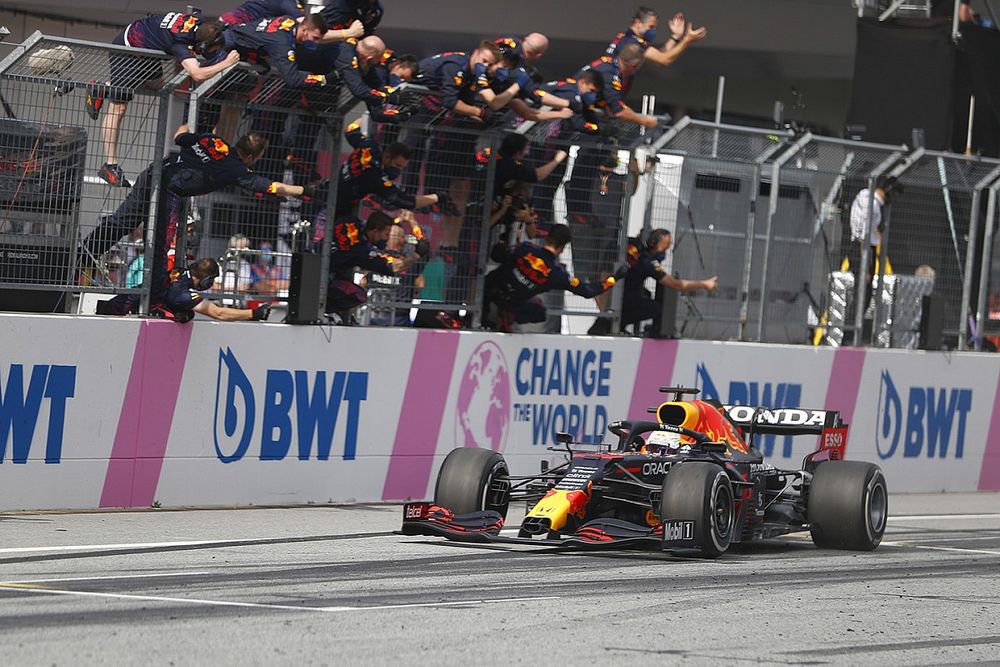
[0,572,211,585]
[0,539,261,554]
[888,514,1000,521]
[0,585,559,613]
[881,541,1000,556]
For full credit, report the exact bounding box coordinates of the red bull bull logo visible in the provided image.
[199,137,229,160]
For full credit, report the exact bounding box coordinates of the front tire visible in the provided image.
[434,447,510,518]
[808,461,888,551]
[660,462,735,557]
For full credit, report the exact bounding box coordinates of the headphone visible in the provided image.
[192,269,217,291]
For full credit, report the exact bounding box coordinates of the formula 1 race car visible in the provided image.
[401,387,888,557]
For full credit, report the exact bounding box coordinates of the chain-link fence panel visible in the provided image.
[0,32,177,312]
[180,63,346,316]
[767,136,906,346]
[644,119,793,341]
[879,151,1000,348]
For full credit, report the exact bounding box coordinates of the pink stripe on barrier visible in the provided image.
[626,339,679,420]
[99,321,193,507]
[823,347,866,455]
[824,348,866,421]
[978,370,1000,491]
[381,330,461,501]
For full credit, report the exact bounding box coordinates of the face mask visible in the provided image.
[261,252,273,265]
[580,91,598,107]
[473,62,488,79]
[643,28,657,42]
[384,165,401,180]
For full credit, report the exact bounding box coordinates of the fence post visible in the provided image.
[959,165,1000,349]
[975,182,1000,349]
[753,132,811,342]
[473,130,500,328]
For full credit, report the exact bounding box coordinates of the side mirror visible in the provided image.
[555,432,572,445]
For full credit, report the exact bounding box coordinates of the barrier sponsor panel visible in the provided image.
[2,314,999,511]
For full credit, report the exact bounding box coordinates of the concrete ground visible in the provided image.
[1,493,998,666]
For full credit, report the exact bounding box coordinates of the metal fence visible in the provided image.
[6,30,1000,348]
[0,32,183,313]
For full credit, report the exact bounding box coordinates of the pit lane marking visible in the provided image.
[0,584,560,613]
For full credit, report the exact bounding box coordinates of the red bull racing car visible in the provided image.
[401,387,887,557]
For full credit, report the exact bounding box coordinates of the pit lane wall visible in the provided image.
[1,313,999,510]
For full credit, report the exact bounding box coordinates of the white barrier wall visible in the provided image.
[1,313,998,510]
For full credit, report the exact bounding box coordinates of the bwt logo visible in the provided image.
[213,348,367,463]
[695,363,801,458]
[875,370,971,460]
[0,364,75,464]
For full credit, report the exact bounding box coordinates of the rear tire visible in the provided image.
[434,447,510,518]
[808,461,887,551]
[660,462,735,557]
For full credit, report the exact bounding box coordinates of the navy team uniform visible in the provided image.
[295,41,401,121]
[335,122,417,217]
[319,0,383,35]
[620,238,668,331]
[603,29,651,95]
[531,77,604,224]
[411,51,489,190]
[326,218,400,313]
[220,0,304,25]
[483,241,610,331]
[223,16,328,88]
[106,12,201,102]
[87,133,281,312]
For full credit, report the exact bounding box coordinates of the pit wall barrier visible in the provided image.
[1,313,998,511]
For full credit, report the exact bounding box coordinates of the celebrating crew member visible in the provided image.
[606,7,707,88]
[319,0,383,36]
[326,211,429,323]
[220,0,304,26]
[333,120,441,218]
[222,13,330,88]
[575,43,659,129]
[149,257,273,322]
[86,11,240,186]
[483,224,618,332]
[494,33,550,64]
[617,229,717,335]
[86,129,313,316]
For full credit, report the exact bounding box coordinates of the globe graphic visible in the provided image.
[456,341,511,452]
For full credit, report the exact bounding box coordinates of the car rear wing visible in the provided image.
[723,405,847,436]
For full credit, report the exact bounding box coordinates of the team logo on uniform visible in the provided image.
[181,15,199,33]
[304,74,326,85]
[612,78,622,91]
[516,252,552,283]
[200,137,229,159]
[287,49,296,62]
[359,147,373,168]
[335,222,360,251]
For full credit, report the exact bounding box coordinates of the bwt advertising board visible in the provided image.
[1,313,999,511]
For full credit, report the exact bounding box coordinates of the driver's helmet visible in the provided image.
[642,429,683,456]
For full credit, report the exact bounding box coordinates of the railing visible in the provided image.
[5,30,1000,349]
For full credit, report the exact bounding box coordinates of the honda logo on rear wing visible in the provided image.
[724,405,847,436]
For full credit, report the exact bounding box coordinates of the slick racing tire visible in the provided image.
[808,461,887,551]
[660,462,735,558]
[434,447,510,518]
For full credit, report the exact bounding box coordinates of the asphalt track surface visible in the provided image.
[1,494,999,666]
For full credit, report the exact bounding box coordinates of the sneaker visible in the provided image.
[97,163,132,187]
[85,81,104,120]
